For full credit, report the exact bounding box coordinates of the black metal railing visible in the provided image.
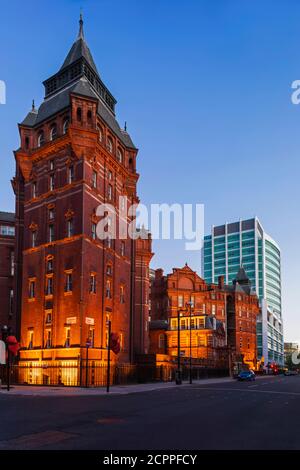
[0,361,229,388]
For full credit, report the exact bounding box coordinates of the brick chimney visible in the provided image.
[155,268,164,280]
[218,275,225,290]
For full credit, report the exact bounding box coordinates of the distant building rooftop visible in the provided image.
[0,211,15,223]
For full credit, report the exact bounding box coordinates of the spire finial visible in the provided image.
[32,99,35,111]
[78,10,84,39]
[124,121,127,132]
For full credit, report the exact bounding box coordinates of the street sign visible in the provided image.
[0,340,5,365]
[86,341,91,348]
[85,317,95,325]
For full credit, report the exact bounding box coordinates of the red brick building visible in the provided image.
[134,229,154,356]
[11,16,152,371]
[150,264,259,370]
[224,267,260,369]
[0,212,15,332]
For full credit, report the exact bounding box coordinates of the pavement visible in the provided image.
[0,374,274,396]
[0,374,299,450]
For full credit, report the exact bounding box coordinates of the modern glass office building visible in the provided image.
[202,217,284,366]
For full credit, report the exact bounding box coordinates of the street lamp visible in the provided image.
[176,309,184,385]
[85,337,91,388]
[186,301,194,384]
[106,319,111,393]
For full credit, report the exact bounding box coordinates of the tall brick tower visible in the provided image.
[134,229,153,357]
[13,16,150,371]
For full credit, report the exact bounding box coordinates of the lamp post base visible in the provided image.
[175,370,182,385]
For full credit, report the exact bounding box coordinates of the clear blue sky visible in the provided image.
[0,0,299,342]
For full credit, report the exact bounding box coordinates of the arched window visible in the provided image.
[63,119,69,135]
[37,131,44,148]
[97,125,103,142]
[129,157,134,170]
[107,137,113,154]
[76,107,82,122]
[117,148,123,163]
[50,124,57,141]
[87,109,92,123]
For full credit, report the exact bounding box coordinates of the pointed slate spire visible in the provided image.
[78,12,84,40]
[234,266,250,285]
[59,14,99,74]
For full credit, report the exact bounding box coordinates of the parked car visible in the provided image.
[237,370,256,381]
[284,370,298,376]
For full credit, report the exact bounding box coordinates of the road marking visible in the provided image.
[191,387,300,397]
[248,384,258,388]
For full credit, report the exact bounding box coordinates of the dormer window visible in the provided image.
[63,119,69,134]
[107,137,113,154]
[37,131,44,148]
[50,124,57,141]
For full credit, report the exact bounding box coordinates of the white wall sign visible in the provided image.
[0,340,6,365]
[66,317,77,325]
[85,317,95,325]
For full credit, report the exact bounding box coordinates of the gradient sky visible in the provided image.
[0,0,299,342]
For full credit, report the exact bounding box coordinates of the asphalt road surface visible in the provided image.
[0,375,300,450]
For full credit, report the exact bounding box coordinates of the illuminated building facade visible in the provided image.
[150,264,259,370]
[12,16,152,372]
[0,212,15,332]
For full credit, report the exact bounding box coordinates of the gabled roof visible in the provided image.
[230,266,253,295]
[235,266,250,284]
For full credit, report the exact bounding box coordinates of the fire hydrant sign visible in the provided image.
[0,340,5,364]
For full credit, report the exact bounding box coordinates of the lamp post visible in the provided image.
[186,302,194,384]
[106,319,111,393]
[85,338,91,388]
[176,310,183,385]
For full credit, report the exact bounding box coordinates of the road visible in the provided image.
[0,375,299,450]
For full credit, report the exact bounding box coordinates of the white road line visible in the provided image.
[191,387,300,397]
